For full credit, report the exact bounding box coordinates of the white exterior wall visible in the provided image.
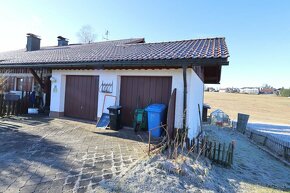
[50,68,204,138]
[187,70,204,139]
[50,74,66,112]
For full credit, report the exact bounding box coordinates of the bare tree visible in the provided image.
[0,69,11,93]
[77,25,97,43]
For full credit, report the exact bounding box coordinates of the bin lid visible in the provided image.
[107,105,122,110]
[203,103,211,109]
[145,104,166,113]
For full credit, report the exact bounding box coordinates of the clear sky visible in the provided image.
[0,0,289,88]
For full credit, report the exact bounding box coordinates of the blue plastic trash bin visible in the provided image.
[145,104,167,137]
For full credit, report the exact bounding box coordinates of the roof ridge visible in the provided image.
[92,38,144,44]
[126,37,226,46]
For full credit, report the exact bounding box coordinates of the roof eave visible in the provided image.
[0,57,229,69]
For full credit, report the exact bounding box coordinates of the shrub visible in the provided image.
[280,88,290,97]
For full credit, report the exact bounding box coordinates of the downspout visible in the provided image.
[182,64,187,131]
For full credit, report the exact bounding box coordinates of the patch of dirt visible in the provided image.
[94,125,290,193]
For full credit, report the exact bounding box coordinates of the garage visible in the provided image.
[64,75,99,120]
[120,76,172,127]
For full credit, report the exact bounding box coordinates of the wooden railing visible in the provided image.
[147,125,235,167]
[245,129,289,162]
[0,91,31,116]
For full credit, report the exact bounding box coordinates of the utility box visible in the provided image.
[236,113,250,134]
[145,104,166,137]
[107,106,122,130]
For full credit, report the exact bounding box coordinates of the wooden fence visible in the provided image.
[186,137,235,167]
[245,129,290,162]
[0,92,31,116]
[147,126,235,167]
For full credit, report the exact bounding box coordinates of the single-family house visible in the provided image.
[260,88,274,95]
[219,88,227,93]
[0,34,229,139]
[240,87,260,95]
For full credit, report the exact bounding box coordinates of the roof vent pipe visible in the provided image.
[26,33,41,51]
[57,36,69,46]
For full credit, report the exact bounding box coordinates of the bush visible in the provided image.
[280,88,290,97]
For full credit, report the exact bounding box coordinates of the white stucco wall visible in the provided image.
[187,70,204,139]
[50,73,66,112]
[50,68,204,138]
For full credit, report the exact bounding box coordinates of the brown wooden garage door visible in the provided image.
[120,76,172,127]
[64,76,99,120]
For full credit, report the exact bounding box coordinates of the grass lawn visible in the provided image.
[204,92,290,125]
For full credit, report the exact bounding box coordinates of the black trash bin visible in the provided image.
[202,104,211,122]
[107,106,122,130]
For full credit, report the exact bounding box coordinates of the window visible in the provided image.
[16,78,24,91]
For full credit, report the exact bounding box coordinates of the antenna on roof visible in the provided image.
[102,30,109,40]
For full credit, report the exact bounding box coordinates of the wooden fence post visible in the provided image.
[201,138,204,156]
[208,142,212,160]
[186,138,190,150]
[7,101,11,116]
[222,143,225,164]
[205,140,208,157]
[263,136,268,146]
[226,143,231,166]
[192,138,195,153]
[0,94,3,116]
[197,138,200,155]
[230,141,235,165]
[217,143,221,163]
[3,100,6,115]
[284,146,287,161]
[213,142,216,161]
[16,99,20,115]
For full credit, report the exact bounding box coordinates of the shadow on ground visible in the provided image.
[0,116,151,192]
[94,128,149,142]
[0,121,74,191]
[0,115,53,126]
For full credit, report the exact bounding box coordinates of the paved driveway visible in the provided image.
[0,116,148,193]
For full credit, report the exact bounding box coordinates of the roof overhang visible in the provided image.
[0,57,228,69]
[0,57,228,84]
[203,65,222,84]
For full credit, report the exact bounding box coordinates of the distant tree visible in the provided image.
[280,87,290,97]
[77,25,97,43]
[262,84,273,89]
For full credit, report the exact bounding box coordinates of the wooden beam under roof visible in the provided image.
[28,68,45,90]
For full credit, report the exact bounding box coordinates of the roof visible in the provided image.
[0,37,229,68]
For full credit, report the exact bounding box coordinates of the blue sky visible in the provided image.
[0,0,289,88]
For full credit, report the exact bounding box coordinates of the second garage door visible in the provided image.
[120,76,172,127]
[64,76,99,120]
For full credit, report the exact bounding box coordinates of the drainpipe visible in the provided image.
[182,64,187,131]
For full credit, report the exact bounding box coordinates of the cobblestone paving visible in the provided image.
[0,116,148,193]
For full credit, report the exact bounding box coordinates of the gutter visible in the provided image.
[0,58,229,69]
